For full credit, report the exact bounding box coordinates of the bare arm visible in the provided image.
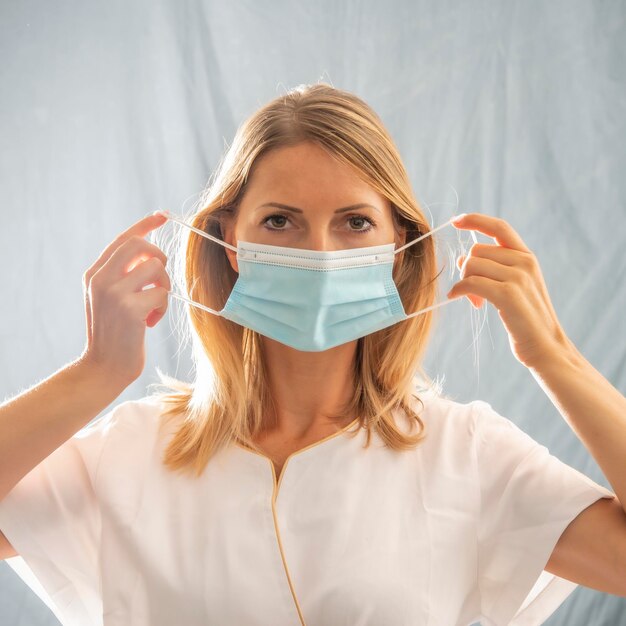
[0,212,169,563]
[0,357,126,502]
[0,210,170,503]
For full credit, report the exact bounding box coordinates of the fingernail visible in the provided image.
[451,213,467,222]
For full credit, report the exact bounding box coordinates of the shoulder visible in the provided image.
[87,396,172,501]
[401,387,482,438]
[397,387,531,461]
[72,396,168,472]
[409,388,523,437]
[81,395,165,437]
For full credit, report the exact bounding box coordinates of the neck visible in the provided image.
[259,337,358,439]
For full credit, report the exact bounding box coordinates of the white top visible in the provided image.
[0,388,615,626]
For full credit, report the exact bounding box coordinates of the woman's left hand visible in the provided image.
[447,212,572,370]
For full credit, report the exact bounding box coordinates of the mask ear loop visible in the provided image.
[161,209,238,252]
[394,214,476,254]
[158,209,238,314]
[394,214,479,318]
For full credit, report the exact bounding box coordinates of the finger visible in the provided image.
[146,309,164,328]
[455,256,484,308]
[100,237,168,281]
[88,212,168,278]
[451,213,530,253]
[456,254,514,283]
[132,285,169,322]
[462,242,532,268]
[123,239,168,273]
[83,284,93,344]
[117,257,171,293]
[447,274,511,308]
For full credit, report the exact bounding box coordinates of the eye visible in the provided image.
[261,213,377,234]
[262,214,290,229]
[347,215,376,233]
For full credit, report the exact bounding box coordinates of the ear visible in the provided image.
[390,227,404,275]
[390,205,407,249]
[220,221,239,274]
[396,224,407,248]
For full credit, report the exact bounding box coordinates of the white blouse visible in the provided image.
[0,388,615,626]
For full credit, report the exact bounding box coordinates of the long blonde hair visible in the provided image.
[149,82,446,478]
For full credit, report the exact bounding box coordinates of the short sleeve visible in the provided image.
[472,399,616,626]
[0,401,123,626]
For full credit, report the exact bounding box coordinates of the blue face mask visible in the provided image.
[163,211,477,352]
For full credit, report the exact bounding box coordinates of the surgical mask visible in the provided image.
[162,210,477,352]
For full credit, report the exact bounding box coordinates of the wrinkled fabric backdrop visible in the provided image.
[1,0,625,624]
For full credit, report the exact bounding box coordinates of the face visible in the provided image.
[221,141,405,273]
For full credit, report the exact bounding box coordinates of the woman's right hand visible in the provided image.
[79,211,170,388]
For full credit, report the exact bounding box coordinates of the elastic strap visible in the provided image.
[394,215,478,254]
[161,209,238,252]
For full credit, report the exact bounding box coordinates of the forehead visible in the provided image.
[242,142,389,210]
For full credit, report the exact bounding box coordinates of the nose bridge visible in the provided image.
[296,212,333,251]
[306,231,334,252]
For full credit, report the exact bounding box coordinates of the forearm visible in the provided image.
[529,339,626,512]
[0,357,126,501]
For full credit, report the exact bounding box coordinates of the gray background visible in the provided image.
[1,0,625,624]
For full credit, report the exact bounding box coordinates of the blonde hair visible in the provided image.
[149,82,446,478]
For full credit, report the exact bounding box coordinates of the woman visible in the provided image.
[0,83,624,626]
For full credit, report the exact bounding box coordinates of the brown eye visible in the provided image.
[262,214,290,229]
[261,212,376,234]
[347,214,376,234]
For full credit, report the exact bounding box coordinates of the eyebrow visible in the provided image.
[255,202,382,215]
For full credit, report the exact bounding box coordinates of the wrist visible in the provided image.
[72,353,135,397]
[529,336,586,379]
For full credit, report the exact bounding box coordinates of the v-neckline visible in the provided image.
[234,416,361,484]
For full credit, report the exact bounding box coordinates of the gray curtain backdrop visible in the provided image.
[1,0,624,624]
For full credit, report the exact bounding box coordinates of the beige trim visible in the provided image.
[234,416,360,459]
[270,460,307,625]
[235,417,361,625]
